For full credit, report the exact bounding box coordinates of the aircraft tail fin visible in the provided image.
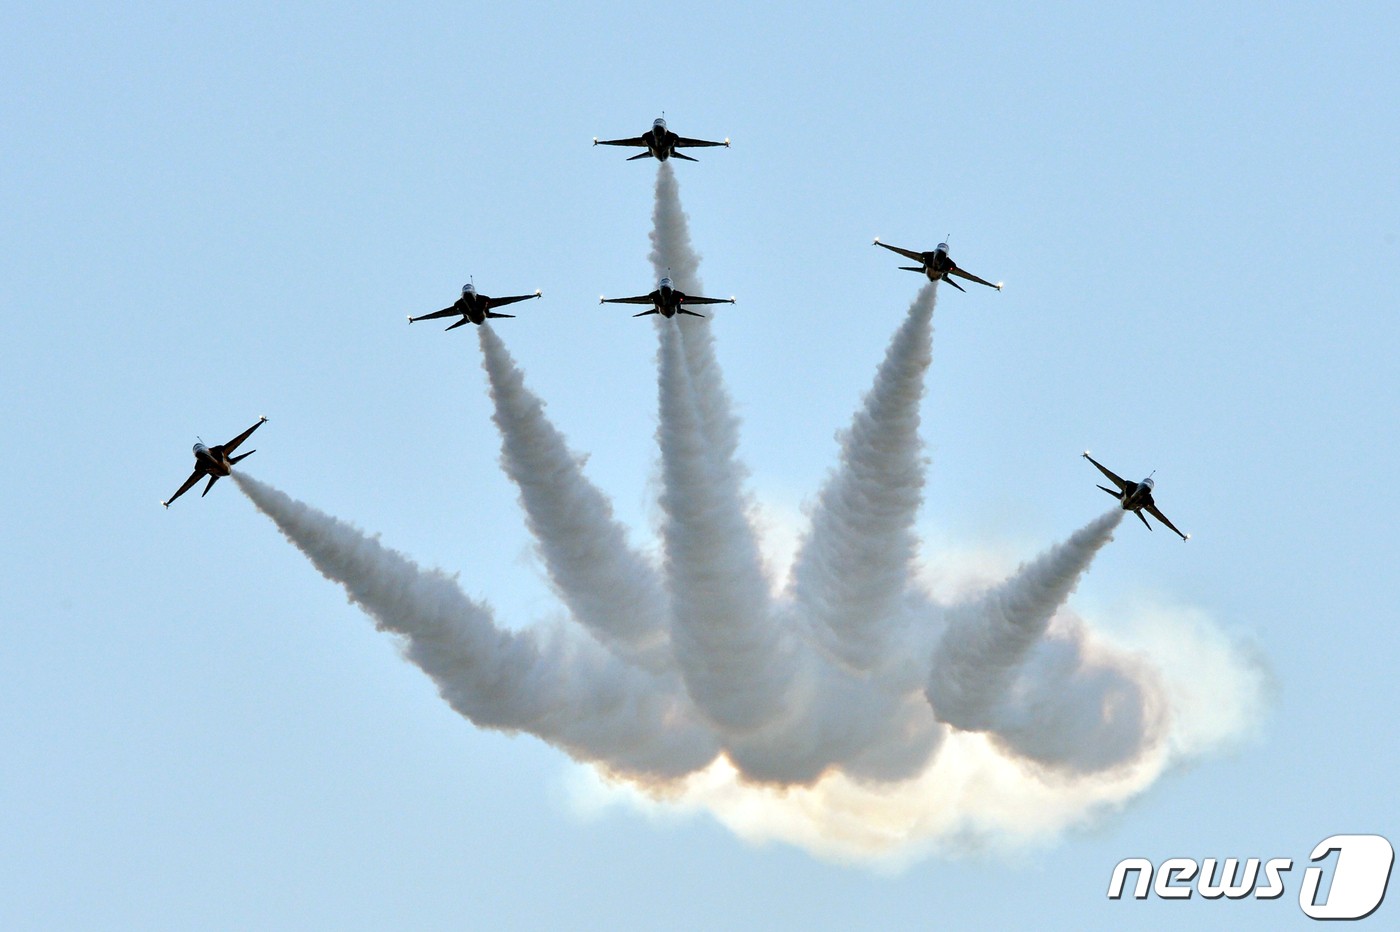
[445,316,473,330]
[229,450,256,466]
[626,152,653,161]
[201,475,221,497]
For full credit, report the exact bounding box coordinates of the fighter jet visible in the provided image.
[593,116,729,162]
[1082,452,1189,539]
[600,277,735,318]
[873,238,1003,292]
[163,416,267,508]
[408,283,541,330]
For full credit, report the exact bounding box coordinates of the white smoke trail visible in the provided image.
[233,472,718,779]
[649,161,741,468]
[790,283,937,673]
[477,325,672,672]
[655,323,795,736]
[925,509,1126,734]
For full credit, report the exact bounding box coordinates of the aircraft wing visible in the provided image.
[595,136,646,147]
[674,135,728,148]
[488,292,541,309]
[681,295,735,305]
[948,266,1002,291]
[873,240,927,264]
[1083,453,1128,491]
[601,293,657,305]
[163,468,203,508]
[409,306,463,323]
[223,417,267,455]
[1145,503,1189,540]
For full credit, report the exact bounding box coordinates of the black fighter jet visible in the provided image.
[593,116,729,162]
[873,238,1003,292]
[1083,452,1189,540]
[408,283,541,330]
[163,416,267,507]
[600,277,735,318]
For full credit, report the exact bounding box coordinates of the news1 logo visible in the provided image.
[1108,835,1394,920]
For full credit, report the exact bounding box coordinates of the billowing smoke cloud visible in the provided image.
[232,167,1265,864]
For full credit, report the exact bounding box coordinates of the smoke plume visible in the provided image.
[233,166,1264,864]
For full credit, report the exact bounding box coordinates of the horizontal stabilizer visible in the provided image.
[678,309,706,318]
[1097,484,1120,498]
[626,151,653,161]
[445,316,473,330]
[229,450,256,465]
[632,309,660,317]
[671,151,698,162]
[485,311,515,319]
[1136,510,1152,530]
[201,475,221,497]
[899,266,925,273]
[942,275,966,292]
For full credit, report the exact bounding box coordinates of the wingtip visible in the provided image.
[592,137,598,145]
[534,289,542,297]
[872,236,881,245]
[1184,533,1192,541]
[259,415,267,422]
[996,282,1005,291]
[1082,450,1091,458]
[161,501,168,508]
[599,296,605,304]
[724,138,730,147]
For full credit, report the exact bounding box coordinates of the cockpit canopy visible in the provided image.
[658,277,673,289]
[935,242,949,254]
[1141,476,1155,491]
[653,117,667,131]
[462,283,476,297]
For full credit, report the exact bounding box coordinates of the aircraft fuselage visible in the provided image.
[454,293,489,325]
[1119,477,1155,512]
[919,248,955,280]
[193,442,233,477]
[643,128,678,160]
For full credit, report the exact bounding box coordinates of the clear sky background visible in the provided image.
[3,2,1397,928]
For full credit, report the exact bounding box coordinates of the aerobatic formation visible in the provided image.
[164,117,1262,864]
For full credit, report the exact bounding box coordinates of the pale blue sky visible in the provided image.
[3,2,1398,928]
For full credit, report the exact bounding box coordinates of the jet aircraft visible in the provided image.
[408,283,541,330]
[600,277,735,318]
[1082,452,1189,539]
[873,238,1003,292]
[163,416,267,508]
[593,116,729,162]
